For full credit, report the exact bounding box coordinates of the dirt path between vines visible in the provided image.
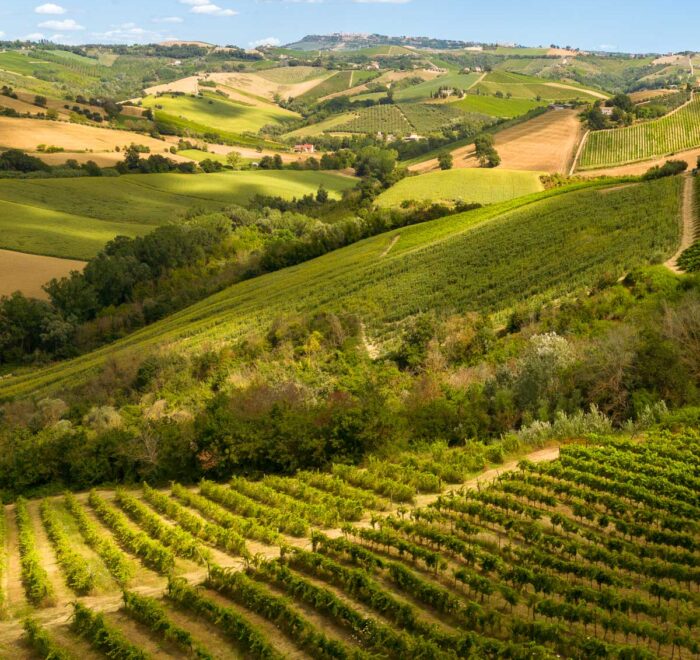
[665,174,697,274]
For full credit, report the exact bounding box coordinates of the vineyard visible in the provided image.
[337,105,413,136]
[2,431,699,658]
[579,95,700,169]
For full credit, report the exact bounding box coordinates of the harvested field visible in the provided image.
[629,89,675,103]
[0,117,176,155]
[0,249,85,299]
[411,109,583,174]
[208,71,333,101]
[29,152,128,167]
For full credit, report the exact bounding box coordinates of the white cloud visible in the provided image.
[190,4,238,15]
[0,31,5,38]
[152,16,184,24]
[181,0,237,15]
[91,22,168,44]
[35,3,66,14]
[21,32,46,41]
[250,37,281,47]
[353,0,411,3]
[39,18,84,30]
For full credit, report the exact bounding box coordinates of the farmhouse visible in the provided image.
[601,106,615,117]
[294,143,316,154]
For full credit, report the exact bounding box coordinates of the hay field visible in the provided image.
[0,249,85,299]
[0,117,175,154]
[209,71,334,101]
[411,110,583,174]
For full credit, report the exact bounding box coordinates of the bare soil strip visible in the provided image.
[665,174,697,274]
[380,234,400,258]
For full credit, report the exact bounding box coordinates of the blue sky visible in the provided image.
[0,1,697,53]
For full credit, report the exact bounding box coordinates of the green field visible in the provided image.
[474,71,602,100]
[579,96,700,169]
[452,94,546,117]
[0,177,681,399]
[177,149,230,164]
[296,70,354,102]
[394,73,482,102]
[376,169,545,207]
[0,171,355,259]
[284,112,358,138]
[142,92,298,135]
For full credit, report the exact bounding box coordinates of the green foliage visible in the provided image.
[88,491,175,574]
[64,493,134,586]
[71,603,149,659]
[39,500,94,594]
[16,498,55,607]
[23,619,74,660]
[166,578,283,659]
[122,591,214,659]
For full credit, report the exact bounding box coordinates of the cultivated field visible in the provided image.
[376,169,544,207]
[411,109,583,174]
[208,70,333,102]
[0,117,177,156]
[579,95,700,169]
[451,94,545,118]
[2,432,697,659]
[473,71,606,101]
[0,249,85,299]
[0,177,681,399]
[0,171,355,259]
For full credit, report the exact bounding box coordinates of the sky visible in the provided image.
[0,0,698,54]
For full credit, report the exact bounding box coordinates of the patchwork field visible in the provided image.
[0,249,85,299]
[1,432,697,660]
[579,95,700,169]
[376,169,544,207]
[0,177,681,399]
[473,71,606,101]
[0,171,355,259]
[394,72,482,102]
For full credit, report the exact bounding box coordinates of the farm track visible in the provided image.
[0,445,559,651]
[665,174,697,273]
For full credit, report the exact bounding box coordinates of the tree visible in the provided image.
[226,151,243,170]
[354,146,398,184]
[437,152,453,170]
[316,185,329,203]
[34,95,47,108]
[474,134,500,168]
[0,149,50,173]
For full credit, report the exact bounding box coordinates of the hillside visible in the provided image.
[0,171,354,259]
[2,431,698,659]
[0,177,682,400]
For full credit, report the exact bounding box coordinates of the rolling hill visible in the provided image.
[0,176,682,400]
[0,171,355,259]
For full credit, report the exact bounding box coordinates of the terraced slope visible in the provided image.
[3,431,698,660]
[0,177,682,399]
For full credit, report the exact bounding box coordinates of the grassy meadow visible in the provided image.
[0,171,355,259]
[451,94,546,118]
[142,92,299,135]
[376,169,545,207]
[0,176,682,399]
